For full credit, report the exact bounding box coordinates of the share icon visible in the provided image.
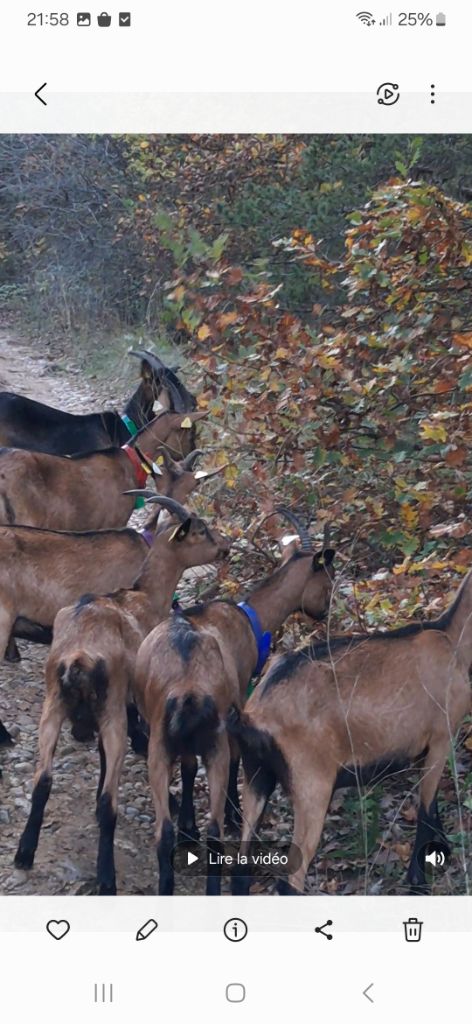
[315,919,334,940]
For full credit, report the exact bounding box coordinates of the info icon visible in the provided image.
[224,918,248,942]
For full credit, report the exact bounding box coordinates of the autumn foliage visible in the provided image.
[153,179,472,631]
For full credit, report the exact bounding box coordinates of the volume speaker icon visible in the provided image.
[425,849,446,867]
[356,11,376,25]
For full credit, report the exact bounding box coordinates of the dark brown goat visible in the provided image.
[15,495,230,894]
[230,567,472,895]
[133,509,335,895]
[0,410,206,532]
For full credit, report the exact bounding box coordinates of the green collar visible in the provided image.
[121,413,139,438]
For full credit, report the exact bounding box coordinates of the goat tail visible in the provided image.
[163,693,220,759]
[57,652,108,742]
[227,705,290,797]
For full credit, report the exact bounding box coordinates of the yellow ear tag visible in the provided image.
[156,455,164,465]
[153,400,164,413]
[180,417,192,428]
[152,462,163,476]
[168,525,181,542]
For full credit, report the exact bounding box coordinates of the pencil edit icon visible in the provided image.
[136,919,158,942]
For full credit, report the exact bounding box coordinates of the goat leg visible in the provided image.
[231,779,268,896]
[281,776,334,896]
[15,696,65,868]
[126,703,149,756]
[4,635,21,663]
[96,737,106,813]
[96,713,127,896]
[224,745,242,834]
[205,734,230,896]
[0,719,14,745]
[406,742,451,894]
[149,739,175,895]
[178,755,200,842]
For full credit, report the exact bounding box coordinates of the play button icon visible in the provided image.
[377,82,400,105]
[187,851,198,866]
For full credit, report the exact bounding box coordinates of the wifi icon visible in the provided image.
[356,11,376,25]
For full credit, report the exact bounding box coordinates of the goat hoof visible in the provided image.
[0,726,14,747]
[97,881,117,896]
[14,848,35,870]
[231,874,251,896]
[276,879,301,895]
[4,651,21,664]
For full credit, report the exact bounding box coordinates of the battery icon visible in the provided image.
[436,12,446,26]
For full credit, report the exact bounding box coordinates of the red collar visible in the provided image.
[122,444,151,489]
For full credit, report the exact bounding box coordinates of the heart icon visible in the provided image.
[46,919,70,940]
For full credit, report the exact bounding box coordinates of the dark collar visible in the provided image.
[237,602,272,677]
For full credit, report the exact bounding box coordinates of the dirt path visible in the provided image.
[0,329,218,896]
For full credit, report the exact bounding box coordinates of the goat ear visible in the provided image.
[312,548,335,571]
[169,518,192,542]
[278,534,300,564]
[193,464,228,482]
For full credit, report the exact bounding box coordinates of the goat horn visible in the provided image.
[275,506,312,552]
[129,349,191,413]
[129,348,167,371]
[123,488,157,500]
[181,449,204,470]
[138,494,190,522]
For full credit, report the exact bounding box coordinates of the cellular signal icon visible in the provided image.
[356,11,376,25]
[379,12,393,26]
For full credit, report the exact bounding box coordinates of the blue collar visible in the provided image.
[237,602,272,677]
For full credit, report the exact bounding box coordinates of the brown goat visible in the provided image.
[0,450,226,744]
[0,410,206,532]
[14,495,230,894]
[230,567,472,896]
[133,508,335,895]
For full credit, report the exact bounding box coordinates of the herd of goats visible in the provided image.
[0,348,470,896]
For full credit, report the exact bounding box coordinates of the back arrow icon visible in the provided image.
[35,83,47,106]
[363,983,374,1003]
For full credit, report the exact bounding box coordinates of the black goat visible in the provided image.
[0,350,195,455]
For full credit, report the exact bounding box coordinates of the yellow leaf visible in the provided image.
[275,347,290,359]
[420,420,447,443]
[180,417,192,429]
[401,504,419,529]
[197,324,211,341]
[140,141,150,149]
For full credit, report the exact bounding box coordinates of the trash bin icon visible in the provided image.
[403,917,423,942]
[98,12,112,27]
